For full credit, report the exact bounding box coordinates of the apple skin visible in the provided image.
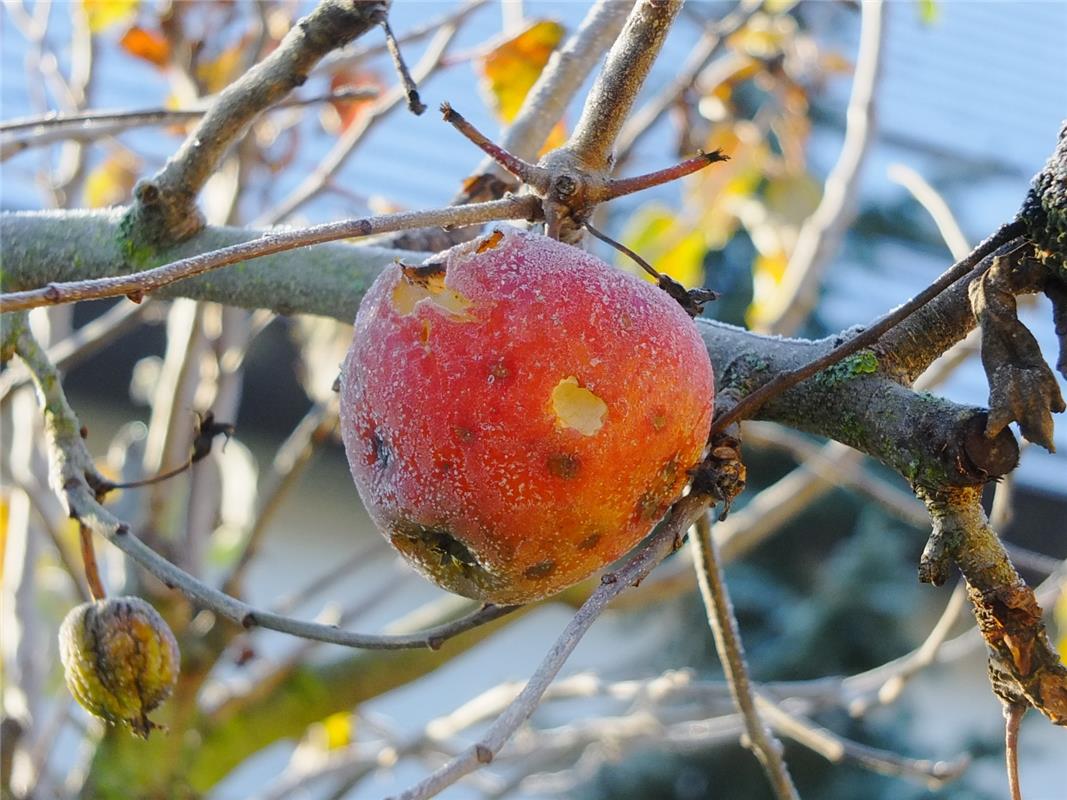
[340,227,714,603]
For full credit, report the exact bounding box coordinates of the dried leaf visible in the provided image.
[477,20,565,123]
[83,151,140,208]
[969,256,1066,451]
[119,25,170,69]
[81,0,139,34]
[322,69,383,135]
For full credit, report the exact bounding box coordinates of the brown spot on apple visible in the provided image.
[524,560,556,579]
[547,453,581,479]
[577,532,601,551]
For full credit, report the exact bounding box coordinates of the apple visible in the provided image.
[340,227,714,603]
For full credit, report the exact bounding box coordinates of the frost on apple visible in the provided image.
[340,227,715,603]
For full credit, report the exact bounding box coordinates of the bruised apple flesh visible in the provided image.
[340,227,714,603]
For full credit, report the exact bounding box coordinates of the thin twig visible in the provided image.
[441,103,548,189]
[77,523,106,601]
[387,493,713,800]
[689,513,799,800]
[320,0,488,71]
[887,164,970,260]
[259,18,461,224]
[0,89,379,160]
[710,221,1024,434]
[381,18,427,114]
[0,194,541,312]
[1004,703,1025,800]
[755,695,967,789]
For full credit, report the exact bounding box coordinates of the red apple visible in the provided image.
[340,227,714,603]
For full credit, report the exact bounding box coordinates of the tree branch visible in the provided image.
[916,485,1067,727]
[690,513,798,800]
[3,314,522,653]
[387,493,712,800]
[0,196,540,313]
[564,0,683,172]
[126,0,388,243]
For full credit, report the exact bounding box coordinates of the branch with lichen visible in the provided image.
[916,485,1067,727]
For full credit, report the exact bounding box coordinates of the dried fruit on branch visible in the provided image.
[340,228,714,603]
[59,596,180,738]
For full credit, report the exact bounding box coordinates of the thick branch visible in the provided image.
[1,196,539,314]
[127,0,387,243]
[0,209,1020,488]
[916,486,1067,727]
[564,0,683,171]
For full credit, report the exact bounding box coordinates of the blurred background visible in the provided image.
[2,1,1066,798]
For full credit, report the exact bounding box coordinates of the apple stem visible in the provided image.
[78,524,107,602]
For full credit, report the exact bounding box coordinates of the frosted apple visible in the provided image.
[340,227,714,603]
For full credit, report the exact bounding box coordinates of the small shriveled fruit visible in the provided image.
[341,227,714,603]
[59,596,179,738]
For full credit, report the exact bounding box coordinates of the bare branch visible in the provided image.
[565,0,684,171]
[260,20,461,225]
[3,316,522,652]
[387,493,712,800]
[129,0,388,242]
[0,196,541,312]
[0,89,379,161]
[690,513,798,800]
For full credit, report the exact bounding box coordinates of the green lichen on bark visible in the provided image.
[813,349,879,388]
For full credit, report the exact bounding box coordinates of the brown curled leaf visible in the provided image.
[969,255,1065,451]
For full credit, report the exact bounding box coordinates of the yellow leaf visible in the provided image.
[197,43,244,94]
[690,122,768,250]
[0,494,9,584]
[619,205,706,289]
[728,13,797,59]
[477,20,565,123]
[322,712,354,750]
[81,0,139,34]
[83,151,140,208]
[747,249,790,327]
